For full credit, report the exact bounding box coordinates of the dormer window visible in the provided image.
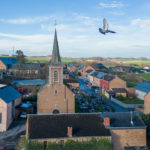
[54,71,59,82]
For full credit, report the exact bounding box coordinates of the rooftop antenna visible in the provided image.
[130,111,134,126]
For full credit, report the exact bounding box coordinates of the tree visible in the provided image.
[16,50,26,69]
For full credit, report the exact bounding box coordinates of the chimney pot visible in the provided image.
[104,118,110,127]
[67,127,72,137]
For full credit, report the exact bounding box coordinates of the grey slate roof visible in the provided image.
[11,79,45,86]
[0,86,22,103]
[111,88,127,93]
[8,63,40,70]
[50,29,62,66]
[101,112,146,129]
[28,113,110,139]
[103,75,115,81]
[136,82,150,93]
[77,64,85,69]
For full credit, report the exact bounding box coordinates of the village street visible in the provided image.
[0,120,26,149]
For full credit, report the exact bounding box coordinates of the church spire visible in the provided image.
[50,29,62,65]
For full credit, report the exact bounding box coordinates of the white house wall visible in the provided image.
[136,90,146,100]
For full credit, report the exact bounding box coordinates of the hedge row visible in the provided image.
[26,138,113,150]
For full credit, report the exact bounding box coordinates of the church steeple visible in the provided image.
[50,29,62,66]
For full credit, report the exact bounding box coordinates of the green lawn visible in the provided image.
[26,57,80,63]
[26,57,49,63]
[136,73,150,82]
[117,96,144,104]
[127,81,138,87]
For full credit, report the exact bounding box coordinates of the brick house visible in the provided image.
[136,82,150,100]
[136,91,150,114]
[144,91,150,114]
[26,112,147,150]
[9,63,41,75]
[81,65,94,77]
[38,29,75,114]
[0,85,22,132]
[100,75,127,90]
[26,113,111,141]
[91,63,108,73]
[110,88,128,97]
[102,112,147,150]
[67,63,77,73]
[92,72,105,87]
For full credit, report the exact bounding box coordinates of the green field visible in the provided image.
[112,59,150,65]
[136,73,150,82]
[26,57,80,63]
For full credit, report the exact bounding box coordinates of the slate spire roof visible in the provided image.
[50,29,62,66]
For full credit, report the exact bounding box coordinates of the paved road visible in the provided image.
[0,120,26,149]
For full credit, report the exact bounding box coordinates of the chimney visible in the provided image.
[67,127,72,137]
[104,118,110,127]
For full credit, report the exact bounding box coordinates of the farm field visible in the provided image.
[111,59,150,65]
[26,57,81,63]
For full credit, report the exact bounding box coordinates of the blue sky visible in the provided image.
[0,0,150,58]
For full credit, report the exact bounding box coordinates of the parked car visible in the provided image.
[20,112,27,119]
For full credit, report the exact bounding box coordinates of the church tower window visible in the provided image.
[54,71,59,82]
[54,89,58,95]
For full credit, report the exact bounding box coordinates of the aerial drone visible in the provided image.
[99,18,116,35]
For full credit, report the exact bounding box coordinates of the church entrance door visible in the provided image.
[52,109,60,114]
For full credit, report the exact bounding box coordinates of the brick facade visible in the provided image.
[38,66,75,114]
[144,92,150,114]
[111,129,146,150]
[109,76,127,89]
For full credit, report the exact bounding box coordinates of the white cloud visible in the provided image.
[0,32,52,43]
[131,18,150,29]
[99,1,124,8]
[0,15,150,58]
[0,16,53,24]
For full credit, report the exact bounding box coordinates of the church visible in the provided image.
[37,29,75,114]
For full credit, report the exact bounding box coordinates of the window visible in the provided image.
[54,90,58,95]
[53,71,58,82]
